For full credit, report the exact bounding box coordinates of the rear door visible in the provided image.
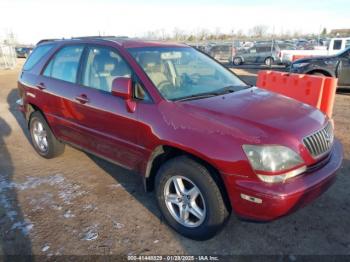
[338,49,350,86]
[38,45,90,148]
[256,46,270,63]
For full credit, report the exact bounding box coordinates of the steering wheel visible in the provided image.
[181,73,200,85]
[157,80,174,93]
[190,73,201,84]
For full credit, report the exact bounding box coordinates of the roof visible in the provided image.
[105,37,188,48]
[37,36,189,48]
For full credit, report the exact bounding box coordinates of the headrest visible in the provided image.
[93,51,117,72]
[139,52,160,68]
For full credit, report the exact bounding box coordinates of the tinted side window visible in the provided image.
[218,46,230,52]
[345,40,350,49]
[43,45,84,83]
[333,40,342,50]
[256,46,270,53]
[249,48,257,54]
[82,46,131,92]
[23,44,55,71]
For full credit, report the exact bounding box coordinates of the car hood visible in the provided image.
[294,55,338,64]
[172,87,327,143]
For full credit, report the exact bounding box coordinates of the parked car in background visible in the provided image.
[15,46,33,58]
[17,36,343,240]
[232,42,295,66]
[241,41,254,50]
[281,37,350,65]
[208,44,233,62]
[290,47,350,88]
[295,39,314,50]
[189,43,207,53]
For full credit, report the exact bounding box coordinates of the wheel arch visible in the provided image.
[144,145,232,211]
[233,56,244,64]
[264,56,274,62]
[26,103,41,126]
[26,103,55,136]
[306,69,334,77]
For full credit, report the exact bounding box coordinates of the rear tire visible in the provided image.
[155,156,229,240]
[233,57,243,66]
[29,111,65,159]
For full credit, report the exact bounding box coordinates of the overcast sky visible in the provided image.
[1,0,349,44]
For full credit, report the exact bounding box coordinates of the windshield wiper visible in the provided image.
[220,84,251,92]
[175,85,241,102]
[175,92,221,102]
[175,84,253,102]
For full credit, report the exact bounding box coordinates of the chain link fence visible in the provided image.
[0,44,17,70]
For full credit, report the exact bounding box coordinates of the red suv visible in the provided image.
[17,37,343,240]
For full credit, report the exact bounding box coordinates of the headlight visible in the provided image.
[243,145,306,183]
[292,62,309,68]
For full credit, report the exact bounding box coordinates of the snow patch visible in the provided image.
[42,245,50,252]
[113,221,125,229]
[81,224,99,241]
[108,184,122,189]
[0,173,87,237]
[63,210,75,218]
[83,204,97,211]
[11,219,33,235]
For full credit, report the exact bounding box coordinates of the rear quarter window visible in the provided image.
[23,44,55,71]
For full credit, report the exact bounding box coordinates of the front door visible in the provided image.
[245,47,257,63]
[338,50,350,86]
[74,45,145,169]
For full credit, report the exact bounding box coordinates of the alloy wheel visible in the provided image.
[163,175,206,228]
[32,120,48,153]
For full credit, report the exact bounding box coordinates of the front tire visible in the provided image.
[29,111,65,159]
[155,156,229,240]
[264,57,274,67]
[311,72,327,76]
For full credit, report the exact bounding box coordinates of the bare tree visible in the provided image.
[250,25,269,38]
[196,28,210,41]
[173,28,186,41]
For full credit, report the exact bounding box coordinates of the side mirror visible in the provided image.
[111,77,132,100]
[111,77,136,113]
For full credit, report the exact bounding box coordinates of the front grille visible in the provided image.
[303,122,334,158]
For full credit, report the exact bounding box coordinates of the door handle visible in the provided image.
[36,83,46,90]
[75,94,89,104]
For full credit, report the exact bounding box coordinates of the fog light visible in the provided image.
[240,193,262,204]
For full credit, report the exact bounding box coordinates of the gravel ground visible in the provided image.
[0,60,349,256]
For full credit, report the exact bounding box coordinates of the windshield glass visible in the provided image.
[127,47,248,100]
[336,46,350,57]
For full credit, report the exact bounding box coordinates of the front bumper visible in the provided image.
[227,139,343,221]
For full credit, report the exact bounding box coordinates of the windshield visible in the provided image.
[127,47,248,101]
[336,46,350,57]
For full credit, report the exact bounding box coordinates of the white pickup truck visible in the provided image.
[280,37,350,64]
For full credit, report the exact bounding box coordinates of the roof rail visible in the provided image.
[71,35,128,40]
[36,35,129,45]
[36,38,63,45]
